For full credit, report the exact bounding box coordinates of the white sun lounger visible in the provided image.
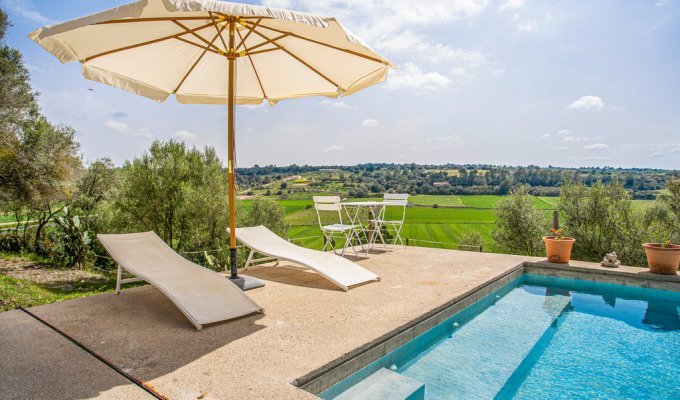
[235,225,380,291]
[98,232,263,330]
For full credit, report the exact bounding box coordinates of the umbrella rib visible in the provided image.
[246,22,388,66]
[208,12,229,52]
[245,48,280,56]
[173,22,228,94]
[235,18,262,52]
[245,34,288,53]
[249,28,341,90]
[84,20,216,62]
[236,27,269,100]
[173,20,222,52]
[174,37,221,56]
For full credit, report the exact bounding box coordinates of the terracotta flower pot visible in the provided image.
[543,236,576,264]
[643,243,680,275]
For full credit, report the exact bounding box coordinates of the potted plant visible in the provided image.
[643,240,680,275]
[543,228,576,264]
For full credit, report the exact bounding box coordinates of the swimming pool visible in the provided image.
[320,274,680,399]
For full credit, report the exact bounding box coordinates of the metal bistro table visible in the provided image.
[340,201,388,253]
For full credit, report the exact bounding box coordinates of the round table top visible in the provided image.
[340,201,387,207]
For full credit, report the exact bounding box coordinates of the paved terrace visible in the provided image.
[1,247,677,400]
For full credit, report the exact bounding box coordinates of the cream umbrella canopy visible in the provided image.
[30,0,393,289]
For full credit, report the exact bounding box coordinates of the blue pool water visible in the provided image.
[321,274,680,399]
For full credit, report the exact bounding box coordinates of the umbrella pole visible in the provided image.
[227,18,238,280]
[226,17,264,291]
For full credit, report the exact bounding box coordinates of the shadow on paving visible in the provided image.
[244,263,344,291]
[25,286,266,395]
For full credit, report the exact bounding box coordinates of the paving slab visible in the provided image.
[0,309,154,400]
[20,247,539,399]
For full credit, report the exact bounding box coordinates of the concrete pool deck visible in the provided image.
[1,247,678,399]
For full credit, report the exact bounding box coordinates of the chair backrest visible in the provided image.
[383,193,408,222]
[313,196,343,227]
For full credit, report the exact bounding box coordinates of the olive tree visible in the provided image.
[114,140,230,252]
[560,181,646,266]
[242,198,288,237]
[493,186,547,256]
[642,179,680,245]
[0,10,81,248]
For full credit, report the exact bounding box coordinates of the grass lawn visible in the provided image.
[0,213,16,224]
[0,271,120,312]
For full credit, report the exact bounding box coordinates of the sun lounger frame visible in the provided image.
[99,232,263,330]
[236,226,380,291]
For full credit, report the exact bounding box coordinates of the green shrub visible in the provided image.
[560,181,646,266]
[459,231,484,250]
[242,198,288,237]
[493,186,547,256]
[55,206,92,269]
[0,233,25,253]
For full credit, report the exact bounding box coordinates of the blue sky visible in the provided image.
[2,0,680,169]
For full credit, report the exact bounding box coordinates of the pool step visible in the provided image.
[334,368,425,400]
[401,288,572,399]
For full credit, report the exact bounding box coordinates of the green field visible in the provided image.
[461,195,556,209]
[409,195,464,207]
[247,194,656,253]
[279,195,541,252]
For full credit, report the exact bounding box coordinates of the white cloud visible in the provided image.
[361,118,380,128]
[135,128,154,139]
[544,129,573,139]
[584,143,609,150]
[499,0,526,11]
[104,120,129,133]
[380,30,488,64]
[264,0,489,41]
[104,120,153,139]
[383,63,451,91]
[427,134,463,145]
[321,145,344,153]
[174,130,198,140]
[516,18,538,32]
[2,0,56,25]
[556,146,569,151]
[319,99,354,110]
[498,0,527,11]
[561,136,588,144]
[378,30,492,79]
[568,95,605,111]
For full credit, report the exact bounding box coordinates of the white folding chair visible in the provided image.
[313,196,362,257]
[373,193,408,247]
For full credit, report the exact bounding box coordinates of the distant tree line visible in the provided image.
[237,163,677,199]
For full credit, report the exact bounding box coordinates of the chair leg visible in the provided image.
[376,226,387,249]
[244,250,255,270]
[115,264,122,295]
[393,224,405,246]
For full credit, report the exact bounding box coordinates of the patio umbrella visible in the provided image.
[30,0,393,289]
